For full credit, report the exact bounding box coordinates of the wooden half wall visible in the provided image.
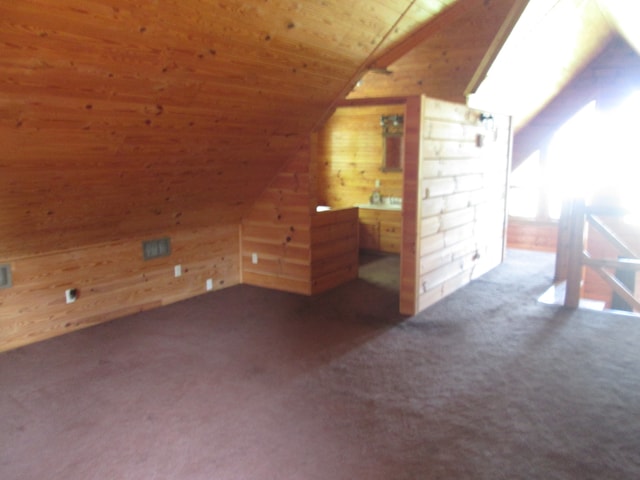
[310,208,359,295]
[241,138,360,296]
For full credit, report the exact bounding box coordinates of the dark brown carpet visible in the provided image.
[1,249,639,479]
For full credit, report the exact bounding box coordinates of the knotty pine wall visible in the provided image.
[241,141,314,295]
[416,97,511,312]
[310,208,359,294]
[506,218,558,252]
[241,138,359,296]
[316,104,405,208]
[0,225,240,352]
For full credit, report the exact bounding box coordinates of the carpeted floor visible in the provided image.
[1,249,639,479]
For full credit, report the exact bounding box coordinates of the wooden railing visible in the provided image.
[560,198,640,311]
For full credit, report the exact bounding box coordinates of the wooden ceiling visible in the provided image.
[2,0,637,256]
[348,0,518,104]
[0,0,455,255]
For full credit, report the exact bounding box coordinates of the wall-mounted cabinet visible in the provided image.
[358,208,401,253]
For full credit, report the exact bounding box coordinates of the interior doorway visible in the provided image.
[358,252,401,292]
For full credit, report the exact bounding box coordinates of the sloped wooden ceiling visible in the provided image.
[347,0,517,104]
[0,0,454,256]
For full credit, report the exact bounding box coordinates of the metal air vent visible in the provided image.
[142,237,171,260]
[0,264,12,289]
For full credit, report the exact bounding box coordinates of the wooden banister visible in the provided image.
[586,214,639,259]
[582,254,640,271]
[563,198,639,312]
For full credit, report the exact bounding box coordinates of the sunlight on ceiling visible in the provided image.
[467,0,613,130]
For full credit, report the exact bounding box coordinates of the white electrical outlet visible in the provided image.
[206,278,213,291]
[65,288,78,304]
[174,265,182,277]
[251,253,258,264]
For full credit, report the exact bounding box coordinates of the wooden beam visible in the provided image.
[335,96,410,108]
[465,0,530,97]
[312,0,418,131]
[370,0,486,70]
[583,254,640,271]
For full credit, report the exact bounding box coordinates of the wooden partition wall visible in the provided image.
[414,97,511,312]
[310,208,359,294]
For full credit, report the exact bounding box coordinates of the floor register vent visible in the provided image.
[0,264,11,289]
[143,237,171,260]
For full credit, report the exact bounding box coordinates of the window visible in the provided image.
[509,90,640,224]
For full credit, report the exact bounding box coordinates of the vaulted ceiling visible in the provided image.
[1,0,461,253]
[2,0,638,255]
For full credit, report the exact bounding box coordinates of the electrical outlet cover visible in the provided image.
[65,288,77,304]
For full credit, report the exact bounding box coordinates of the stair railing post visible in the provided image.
[564,198,586,308]
[554,198,572,282]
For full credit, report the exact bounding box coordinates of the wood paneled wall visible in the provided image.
[2,0,441,350]
[0,225,240,352]
[316,104,404,208]
[310,208,359,294]
[399,96,422,315]
[416,97,510,312]
[241,142,314,295]
[507,218,559,252]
